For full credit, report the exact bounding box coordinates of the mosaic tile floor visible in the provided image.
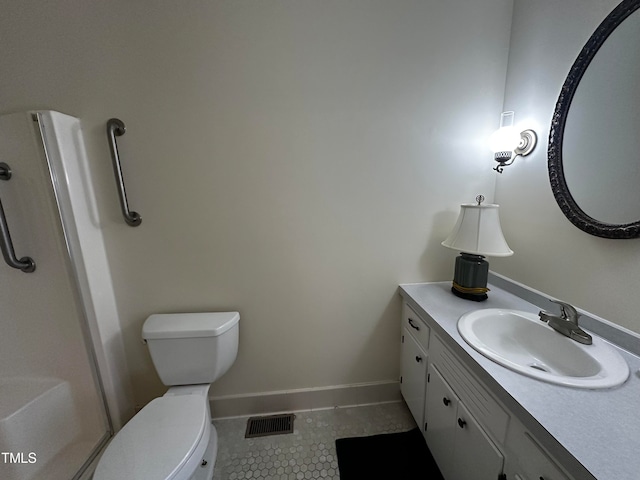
[212,401,416,480]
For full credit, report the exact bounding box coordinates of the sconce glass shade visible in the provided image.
[488,126,521,153]
[442,203,513,257]
[489,111,519,153]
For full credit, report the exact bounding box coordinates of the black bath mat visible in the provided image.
[335,427,443,479]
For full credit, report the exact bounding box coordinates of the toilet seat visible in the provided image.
[94,394,209,480]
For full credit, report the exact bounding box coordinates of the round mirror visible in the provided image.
[548,0,640,238]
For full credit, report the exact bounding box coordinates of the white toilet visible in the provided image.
[93,311,240,480]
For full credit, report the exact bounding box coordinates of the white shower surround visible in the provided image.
[0,111,136,479]
[35,111,135,430]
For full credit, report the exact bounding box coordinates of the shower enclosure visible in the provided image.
[0,111,115,480]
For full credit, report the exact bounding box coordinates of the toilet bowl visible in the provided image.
[93,312,239,480]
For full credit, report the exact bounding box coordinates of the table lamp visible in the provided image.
[441,195,513,301]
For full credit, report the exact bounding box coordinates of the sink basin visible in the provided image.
[457,309,629,389]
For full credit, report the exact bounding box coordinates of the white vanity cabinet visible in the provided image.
[399,303,429,428]
[399,300,574,480]
[426,364,506,479]
[425,336,505,480]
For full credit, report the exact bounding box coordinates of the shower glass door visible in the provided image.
[0,112,110,480]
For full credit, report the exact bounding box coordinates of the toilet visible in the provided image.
[93,311,239,480]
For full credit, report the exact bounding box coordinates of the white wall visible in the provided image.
[0,0,513,406]
[492,0,640,335]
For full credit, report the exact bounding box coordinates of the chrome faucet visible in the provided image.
[539,300,592,345]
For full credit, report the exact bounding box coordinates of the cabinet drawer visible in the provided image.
[430,335,509,444]
[402,303,430,350]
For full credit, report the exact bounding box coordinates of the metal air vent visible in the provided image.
[245,413,295,438]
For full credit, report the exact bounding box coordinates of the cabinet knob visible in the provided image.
[442,397,451,406]
[457,418,466,429]
[408,318,420,331]
[415,356,423,363]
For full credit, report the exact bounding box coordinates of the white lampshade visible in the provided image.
[442,203,513,257]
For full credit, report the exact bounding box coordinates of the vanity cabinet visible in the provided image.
[399,304,429,428]
[425,336,505,480]
[426,364,505,479]
[399,301,574,480]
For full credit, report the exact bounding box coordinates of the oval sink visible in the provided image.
[457,309,629,389]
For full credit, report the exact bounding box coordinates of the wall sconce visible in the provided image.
[441,195,513,301]
[489,111,537,173]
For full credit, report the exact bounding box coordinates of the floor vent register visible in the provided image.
[245,413,295,438]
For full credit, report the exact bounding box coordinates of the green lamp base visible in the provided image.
[450,253,489,302]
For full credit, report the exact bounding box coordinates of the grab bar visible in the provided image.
[106,118,142,226]
[0,162,36,273]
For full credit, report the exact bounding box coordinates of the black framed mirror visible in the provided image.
[548,0,640,238]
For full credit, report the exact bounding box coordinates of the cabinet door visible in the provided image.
[451,402,504,480]
[504,430,570,480]
[400,328,428,427]
[425,364,458,480]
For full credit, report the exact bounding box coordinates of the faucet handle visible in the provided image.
[550,299,580,322]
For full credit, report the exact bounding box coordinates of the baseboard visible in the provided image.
[210,381,401,419]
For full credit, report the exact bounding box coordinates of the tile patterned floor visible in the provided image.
[212,401,416,480]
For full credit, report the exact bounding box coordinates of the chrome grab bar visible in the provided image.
[106,118,142,226]
[0,162,36,273]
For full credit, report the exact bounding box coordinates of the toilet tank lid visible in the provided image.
[143,312,240,340]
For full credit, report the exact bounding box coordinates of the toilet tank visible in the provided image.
[142,312,239,386]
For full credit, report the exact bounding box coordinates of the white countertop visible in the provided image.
[399,281,640,480]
